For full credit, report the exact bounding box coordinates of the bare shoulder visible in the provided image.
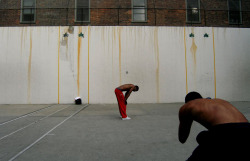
[179,99,203,113]
[207,98,236,110]
[179,99,212,121]
[185,99,230,113]
[212,98,230,104]
[126,84,135,88]
[118,84,135,91]
[183,98,248,127]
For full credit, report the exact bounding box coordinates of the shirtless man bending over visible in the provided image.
[114,84,139,120]
[179,91,250,161]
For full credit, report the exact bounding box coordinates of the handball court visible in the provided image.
[0,102,249,161]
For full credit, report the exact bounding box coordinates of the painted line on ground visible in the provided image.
[0,105,72,141]
[0,105,55,126]
[8,104,89,161]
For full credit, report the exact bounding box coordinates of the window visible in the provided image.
[132,0,147,22]
[186,0,200,23]
[21,0,36,23]
[228,0,242,24]
[75,0,90,22]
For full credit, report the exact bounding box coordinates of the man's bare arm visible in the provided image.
[178,105,193,143]
[124,87,134,101]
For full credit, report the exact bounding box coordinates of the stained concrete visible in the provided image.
[0,102,249,161]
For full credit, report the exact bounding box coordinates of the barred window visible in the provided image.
[75,0,90,22]
[21,0,36,23]
[228,0,242,24]
[132,0,147,22]
[186,0,200,23]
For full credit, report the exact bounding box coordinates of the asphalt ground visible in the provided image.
[0,102,249,161]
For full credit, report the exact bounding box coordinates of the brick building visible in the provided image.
[0,0,250,27]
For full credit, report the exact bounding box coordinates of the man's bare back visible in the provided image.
[181,98,248,129]
[117,84,136,91]
[178,92,248,144]
[179,91,250,161]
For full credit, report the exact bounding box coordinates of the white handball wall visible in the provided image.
[0,26,249,104]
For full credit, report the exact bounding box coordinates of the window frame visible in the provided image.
[132,0,147,23]
[20,0,36,23]
[186,0,201,23]
[228,0,242,24]
[75,0,90,23]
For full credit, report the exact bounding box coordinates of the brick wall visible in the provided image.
[242,0,250,26]
[0,0,21,26]
[0,0,249,27]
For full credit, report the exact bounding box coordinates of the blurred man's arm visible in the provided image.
[124,85,135,101]
[178,105,193,143]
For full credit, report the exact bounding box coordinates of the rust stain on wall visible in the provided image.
[113,27,116,42]
[190,28,197,83]
[65,28,70,60]
[27,29,32,104]
[77,27,82,97]
[184,27,188,94]
[118,27,122,85]
[190,38,197,65]
[48,28,50,46]
[154,28,160,103]
[21,27,27,56]
[102,27,105,47]
[66,38,69,60]
[88,26,90,104]
[58,27,61,104]
[112,28,114,78]
[190,28,197,67]
[61,28,69,60]
[64,35,69,60]
[21,28,24,56]
[212,28,217,98]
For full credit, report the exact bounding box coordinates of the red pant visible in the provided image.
[114,88,127,118]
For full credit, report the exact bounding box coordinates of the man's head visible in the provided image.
[133,85,139,91]
[185,91,203,103]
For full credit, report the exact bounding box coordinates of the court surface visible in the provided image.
[0,102,249,161]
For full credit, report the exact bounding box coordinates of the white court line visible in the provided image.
[8,104,89,161]
[0,105,71,141]
[0,105,55,126]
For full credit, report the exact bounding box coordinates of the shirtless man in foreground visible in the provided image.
[179,91,250,161]
[114,84,139,120]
